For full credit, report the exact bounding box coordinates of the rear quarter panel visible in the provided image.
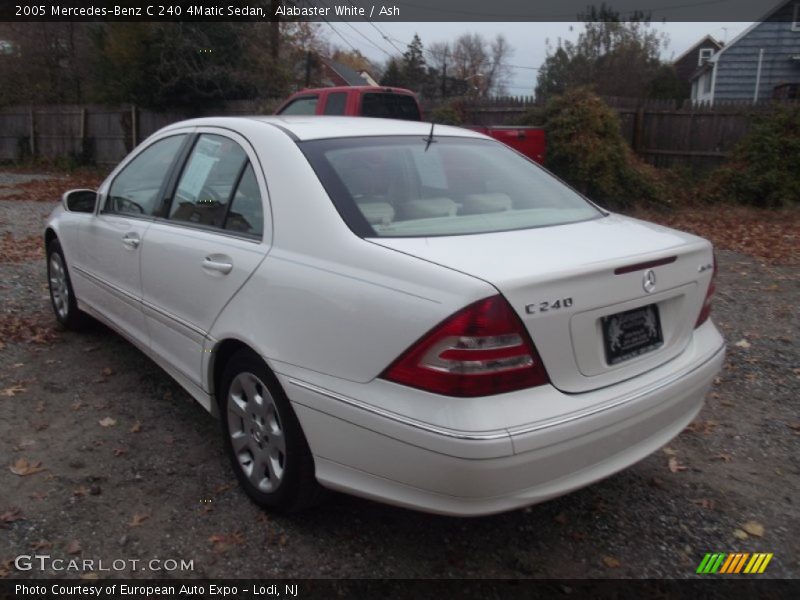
[208,123,495,385]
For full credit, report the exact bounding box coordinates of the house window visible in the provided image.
[703,72,712,94]
[698,48,714,66]
[793,4,800,31]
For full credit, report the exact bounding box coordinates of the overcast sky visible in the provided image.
[326,21,752,94]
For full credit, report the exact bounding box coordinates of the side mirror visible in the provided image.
[62,189,97,213]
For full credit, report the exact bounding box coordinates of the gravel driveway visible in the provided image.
[1,171,798,580]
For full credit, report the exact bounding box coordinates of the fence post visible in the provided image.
[29,107,35,157]
[632,107,645,153]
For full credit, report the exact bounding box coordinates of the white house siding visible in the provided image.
[713,2,800,102]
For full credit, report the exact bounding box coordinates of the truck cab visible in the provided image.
[275,86,421,121]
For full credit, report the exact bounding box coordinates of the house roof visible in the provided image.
[710,0,794,63]
[322,59,371,86]
[689,61,715,82]
[672,35,723,65]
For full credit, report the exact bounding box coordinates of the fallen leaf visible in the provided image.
[788,423,800,435]
[73,486,89,497]
[214,483,234,495]
[733,529,749,540]
[685,420,717,435]
[713,453,733,462]
[602,556,621,568]
[35,401,44,413]
[279,534,288,546]
[128,513,150,528]
[553,512,568,525]
[30,540,52,550]
[0,383,26,397]
[101,367,114,377]
[29,491,47,501]
[98,417,117,428]
[690,498,715,509]
[668,457,688,473]
[742,521,764,537]
[113,448,126,457]
[735,339,751,349]
[662,446,677,456]
[66,540,82,555]
[71,400,84,411]
[208,531,245,552]
[0,507,25,527]
[9,458,44,476]
[129,421,141,433]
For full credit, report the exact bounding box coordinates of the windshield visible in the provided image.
[300,136,602,238]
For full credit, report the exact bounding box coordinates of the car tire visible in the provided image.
[47,239,89,330]
[219,349,324,513]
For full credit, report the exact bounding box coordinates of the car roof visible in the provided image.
[288,86,415,95]
[159,116,488,142]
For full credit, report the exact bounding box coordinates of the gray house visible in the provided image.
[691,0,800,103]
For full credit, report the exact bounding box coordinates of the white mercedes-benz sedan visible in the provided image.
[44,117,725,516]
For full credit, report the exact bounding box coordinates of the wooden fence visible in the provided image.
[0,97,794,171]
[0,100,270,165]
[445,95,793,171]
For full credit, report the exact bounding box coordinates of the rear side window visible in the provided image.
[323,92,347,115]
[361,93,420,121]
[106,135,186,216]
[224,163,263,237]
[278,96,318,115]
[169,134,247,228]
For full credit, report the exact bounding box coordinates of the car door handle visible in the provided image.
[202,256,233,275]
[122,233,140,249]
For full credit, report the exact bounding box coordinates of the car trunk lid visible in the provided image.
[371,214,714,393]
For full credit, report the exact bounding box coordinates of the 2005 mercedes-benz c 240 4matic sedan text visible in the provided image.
[44,117,725,516]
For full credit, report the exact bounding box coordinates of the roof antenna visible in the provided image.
[424,121,436,152]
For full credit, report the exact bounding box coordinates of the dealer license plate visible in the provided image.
[602,304,663,365]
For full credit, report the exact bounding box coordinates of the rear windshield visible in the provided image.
[361,93,421,121]
[300,136,602,238]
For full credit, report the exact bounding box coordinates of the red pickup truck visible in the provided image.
[275,86,545,165]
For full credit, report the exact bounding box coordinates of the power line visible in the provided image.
[314,0,396,58]
[367,21,406,55]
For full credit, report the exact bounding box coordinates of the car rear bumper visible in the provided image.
[281,324,725,516]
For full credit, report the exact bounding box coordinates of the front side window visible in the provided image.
[169,134,247,228]
[278,96,319,115]
[301,136,601,238]
[106,135,186,216]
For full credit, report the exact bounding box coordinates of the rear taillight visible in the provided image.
[695,252,717,328]
[381,295,549,397]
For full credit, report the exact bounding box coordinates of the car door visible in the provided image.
[139,129,271,388]
[77,132,191,349]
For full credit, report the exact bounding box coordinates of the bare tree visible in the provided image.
[450,33,512,96]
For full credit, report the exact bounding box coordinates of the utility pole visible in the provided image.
[270,1,280,61]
